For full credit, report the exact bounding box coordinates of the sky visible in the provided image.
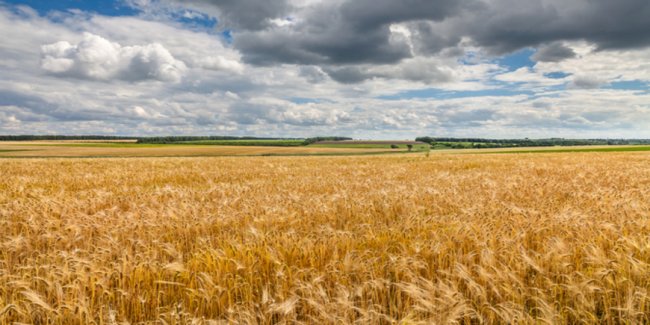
[0,0,649,139]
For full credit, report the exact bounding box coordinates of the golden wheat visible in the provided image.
[1,152,649,324]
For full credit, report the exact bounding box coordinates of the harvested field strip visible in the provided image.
[484,145,650,154]
[0,142,391,157]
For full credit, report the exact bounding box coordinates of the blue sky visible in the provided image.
[496,49,536,71]
[4,0,139,16]
[0,0,649,138]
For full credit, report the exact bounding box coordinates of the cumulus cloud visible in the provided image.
[134,0,291,30]
[535,42,650,86]
[323,66,370,84]
[532,42,577,62]
[0,107,22,125]
[570,76,607,89]
[228,98,350,126]
[41,33,187,82]
[195,56,244,73]
[190,0,290,30]
[298,66,328,83]
[494,67,567,89]
[323,58,453,84]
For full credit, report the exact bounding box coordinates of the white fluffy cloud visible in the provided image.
[536,42,650,85]
[41,33,187,82]
[195,56,244,73]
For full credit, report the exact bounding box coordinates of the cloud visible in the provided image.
[494,67,567,89]
[463,0,650,54]
[151,0,291,30]
[166,0,650,70]
[570,76,607,89]
[298,66,328,83]
[2,3,650,138]
[41,33,187,82]
[229,0,472,67]
[322,58,454,84]
[233,21,412,66]
[118,0,650,86]
[532,42,576,62]
[322,66,370,84]
[195,56,244,73]
[228,98,350,127]
[535,42,650,85]
[206,0,291,30]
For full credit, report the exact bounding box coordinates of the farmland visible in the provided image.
[309,141,430,151]
[482,145,650,154]
[1,149,650,324]
[173,140,305,146]
[0,141,396,158]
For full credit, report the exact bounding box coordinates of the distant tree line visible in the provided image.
[135,136,304,144]
[416,137,650,149]
[138,136,352,145]
[0,135,135,141]
[0,135,354,146]
[302,136,353,145]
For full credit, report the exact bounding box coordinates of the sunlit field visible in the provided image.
[1,152,650,324]
[2,141,648,159]
[0,141,393,158]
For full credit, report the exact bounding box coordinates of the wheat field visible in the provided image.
[1,152,650,324]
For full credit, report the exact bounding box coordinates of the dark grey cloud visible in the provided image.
[339,0,468,29]
[229,0,473,67]
[167,0,290,30]
[467,0,650,54]
[234,20,411,66]
[323,66,370,84]
[406,21,463,56]
[532,42,576,62]
[574,0,650,50]
[180,0,650,74]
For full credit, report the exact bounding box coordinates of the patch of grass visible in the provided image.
[0,141,394,158]
[253,150,418,157]
[310,143,430,150]
[22,143,169,148]
[176,139,304,146]
[310,143,391,149]
[0,149,33,153]
[482,146,650,154]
